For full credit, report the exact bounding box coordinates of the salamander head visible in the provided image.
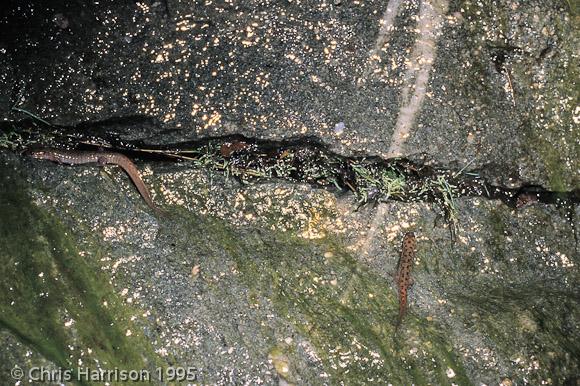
[403,232,416,249]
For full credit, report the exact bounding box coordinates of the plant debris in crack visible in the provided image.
[3,120,579,239]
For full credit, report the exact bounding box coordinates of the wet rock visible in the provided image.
[1,149,578,384]
[0,1,575,188]
[0,0,577,384]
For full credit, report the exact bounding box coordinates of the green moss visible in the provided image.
[486,207,507,261]
[268,345,295,382]
[202,217,471,384]
[455,1,578,191]
[533,139,568,192]
[0,165,163,384]
[449,283,579,384]
[527,15,579,191]
[562,0,578,16]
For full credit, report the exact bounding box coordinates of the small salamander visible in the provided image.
[395,231,416,331]
[29,148,164,215]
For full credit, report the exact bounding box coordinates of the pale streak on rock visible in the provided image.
[387,0,448,158]
[357,0,403,87]
[361,0,448,258]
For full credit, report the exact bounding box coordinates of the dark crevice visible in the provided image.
[2,119,579,215]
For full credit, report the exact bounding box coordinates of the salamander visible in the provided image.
[29,148,164,215]
[395,231,416,331]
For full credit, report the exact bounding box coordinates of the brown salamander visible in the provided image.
[29,148,163,215]
[395,231,416,331]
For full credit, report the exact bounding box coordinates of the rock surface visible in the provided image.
[0,0,578,385]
